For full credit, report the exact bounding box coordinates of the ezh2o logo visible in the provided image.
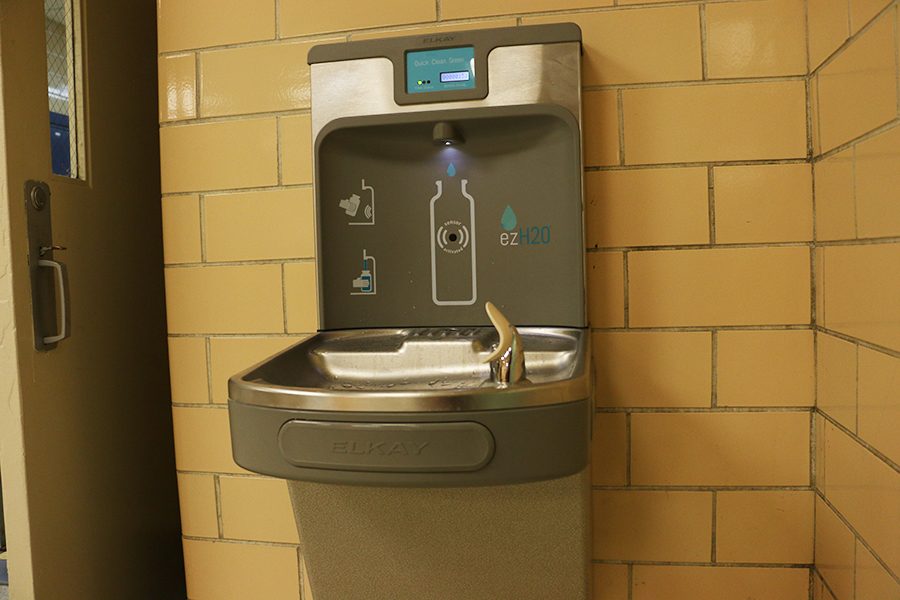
[498,205,551,247]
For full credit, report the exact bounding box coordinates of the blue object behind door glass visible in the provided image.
[406,47,475,94]
[49,112,71,177]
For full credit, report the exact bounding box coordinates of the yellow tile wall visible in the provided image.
[632,565,810,600]
[811,3,900,595]
[155,0,900,597]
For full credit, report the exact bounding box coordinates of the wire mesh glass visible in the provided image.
[44,0,80,178]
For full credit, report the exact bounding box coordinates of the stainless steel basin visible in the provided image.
[230,327,590,412]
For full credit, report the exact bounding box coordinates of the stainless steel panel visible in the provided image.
[310,43,582,140]
[230,327,590,412]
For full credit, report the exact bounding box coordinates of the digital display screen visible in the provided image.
[440,71,471,83]
[406,46,476,94]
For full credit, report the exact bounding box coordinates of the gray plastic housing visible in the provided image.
[317,105,585,330]
[229,397,591,486]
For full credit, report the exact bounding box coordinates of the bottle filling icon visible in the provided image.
[351,249,376,295]
[430,178,477,306]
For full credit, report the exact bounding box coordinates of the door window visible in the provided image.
[44,0,84,179]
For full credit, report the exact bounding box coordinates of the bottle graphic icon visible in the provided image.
[430,178,476,306]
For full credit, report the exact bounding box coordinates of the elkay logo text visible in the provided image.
[331,441,430,456]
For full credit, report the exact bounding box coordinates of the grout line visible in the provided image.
[593,323,813,333]
[274,0,281,39]
[854,343,860,434]
[847,0,853,35]
[699,3,709,81]
[160,31,350,58]
[710,491,717,563]
[163,182,313,199]
[276,116,284,186]
[622,251,630,327]
[596,406,814,414]
[214,475,224,539]
[204,337,213,404]
[592,559,813,568]
[435,0,442,21]
[803,0,811,76]
[587,240,813,253]
[584,234,900,254]
[625,413,632,485]
[172,403,229,410]
[341,15,535,41]
[816,325,900,360]
[181,534,301,549]
[710,330,718,407]
[808,245,816,326]
[198,194,207,262]
[282,263,289,334]
[707,166,716,244]
[584,74,807,93]
[895,1,900,116]
[165,257,316,269]
[169,332,309,340]
[813,73,822,156]
[177,469,285,479]
[297,548,305,600]
[586,157,809,172]
[817,408,900,473]
[812,491,818,564]
[803,0,813,155]
[815,490,900,584]
[813,233,900,246]
[851,145,859,238]
[159,107,312,129]
[816,402,826,493]
[852,533,858,599]
[809,409,816,489]
[593,484,815,492]
[808,568,815,600]
[813,328,819,407]
[194,51,201,118]
[805,76,814,160]
[817,245,824,327]
[627,563,633,600]
[617,89,626,165]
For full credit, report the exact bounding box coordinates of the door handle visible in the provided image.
[37,259,69,345]
[25,180,69,351]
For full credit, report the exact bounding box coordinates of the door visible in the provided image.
[0,1,185,599]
